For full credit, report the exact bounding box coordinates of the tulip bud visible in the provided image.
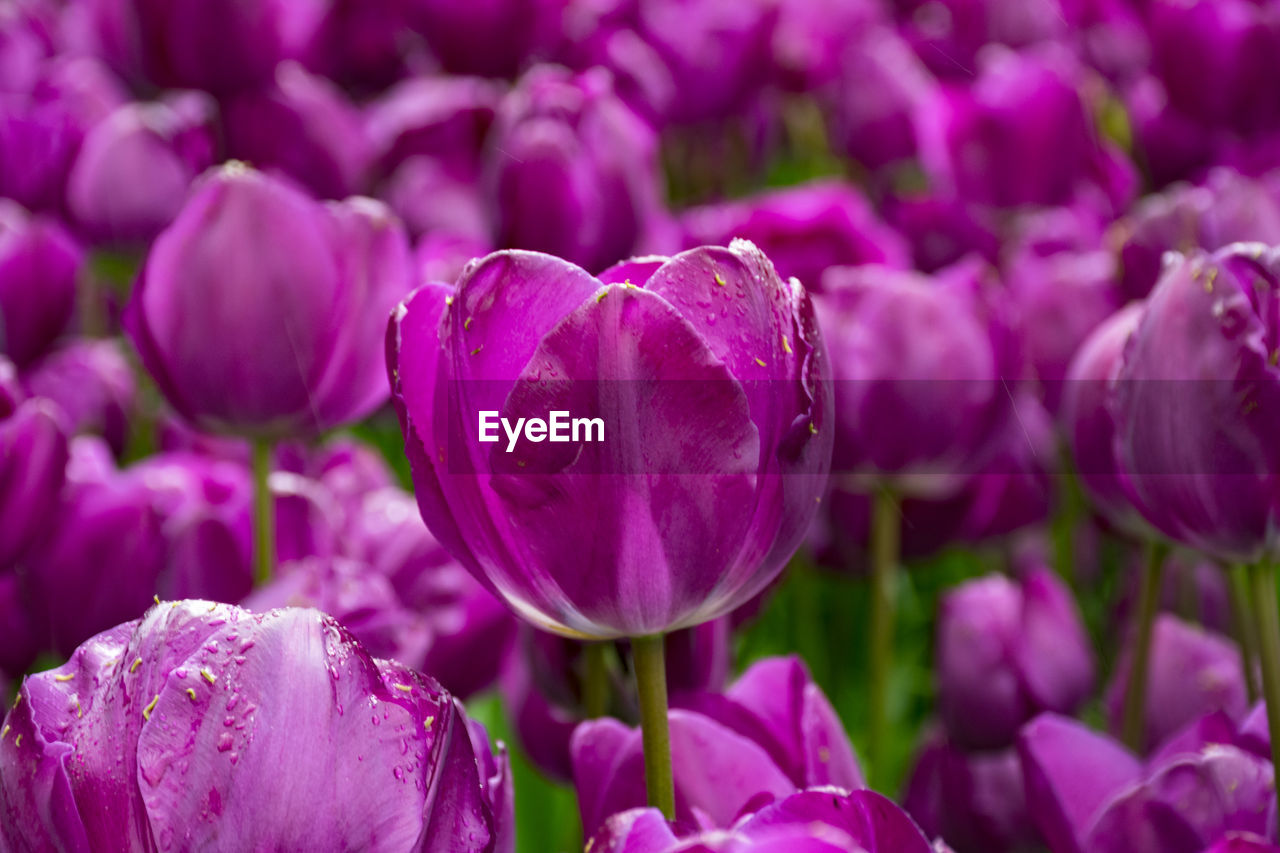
[404,0,564,79]
[937,567,1094,749]
[126,165,414,438]
[680,181,910,293]
[572,656,862,838]
[22,337,137,454]
[67,92,216,246]
[0,601,512,850]
[0,201,81,368]
[1104,615,1248,754]
[388,241,831,638]
[486,66,664,273]
[0,378,68,569]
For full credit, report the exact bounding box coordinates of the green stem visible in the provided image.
[868,488,899,787]
[252,439,275,586]
[582,642,610,719]
[1230,564,1261,703]
[1250,559,1280,819]
[1122,541,1166,751]
[632,634,674,820]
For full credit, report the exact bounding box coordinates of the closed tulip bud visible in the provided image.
[680,181,910,293]
[404,0,563,79]
[1059,303,1147,533]
[817,260,1014,497]
[916,46,1131,210]
[587,789,936,853]
[22,337,137,454]
[388,241,831,638]
[0,601,512,851]
[0,201,81,368]
[1105,615,1248,754]
[0,377,68,569]
[572,656,863,837]
[487,66,664,274]
[87,0,328,94]
[937,567,1094,750]
[126,165,414,438]
[903,733,1036,853]
[1112,244,1280,561]
[223,63,371,201]
[67,92,216,246]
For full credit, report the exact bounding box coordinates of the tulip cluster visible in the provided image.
[3,0,1280,851]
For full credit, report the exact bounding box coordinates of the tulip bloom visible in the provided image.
[588,789,937,853]
[0,600,511,851]
[572,656,862,837]
[126,164,414,438]
[0,201,81,368]
[486,66,665,274]
[936,567,1094,750]
[22,338,137,455]
[389,241,831,639]
[0,369,68,570]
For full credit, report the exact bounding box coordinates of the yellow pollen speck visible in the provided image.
[13,694,21,708]
[596,290,608,303]
[153,595,160,605]
[781,335,792,354]
[186,688,197,701]
[74,697,82,718]
[464,316,473,331]
[819,746,831,763]
[143,695,159,721]
[208,602,218,612]
[755,357,767,367]
[14,735,20,748]
[201,669,216,685]
[424,715,435,730]
[54,673,74,682]
[1204,267,1218,292]
[445,295,454,306]
[470,345,483,356]
[1,725,8,740]
[808,421,818,435]
[714,273,727,287]
[394,684,413,693]
[130,658,143,673]
[586,839,595,853]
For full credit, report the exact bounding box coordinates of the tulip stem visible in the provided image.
[632,634,674,820]
[868,487,899,787]
[252,439,275,586]
[583,642,610,719]
[1230,564,1261,702]
[1122,540,1166,751]
[1249,559,1280,814]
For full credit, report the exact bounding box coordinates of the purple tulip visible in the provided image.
[1147,0,1280,136]
[821,25,937,171]
[126,164,414,438]
[1104,615,1248,754]
[916,46,1132,210]
[0,600,512,851]
[0,56,125,213]
[86,0,328,94]
[22,337,137,454]
[587,789,936,852]
[555,3,677,124]
[0,375,68,571]
[902,733,1036,853]
[302,0,413,90]
[388,241,831,638]
[1203,836,1280,853]
[486,66,664,274]
[770,0,884,92]
[342,485,517,699]
[404,0,563,78]
[500,618,729,781]
[366,75,501,241]
[0,201,81,368]
[1117,169,1280,300]
[680,181,910,293]
[895,0,1073,80]
[572,655,863,837]
[223,63,371,201]
[66,92,216,246]
[817,259,1013,497]
[881,193,1001,274]
[1005,246,1121,411]
[1112,244,1280,562]
[1059,303,1146,532]
[936,566,1094,750]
